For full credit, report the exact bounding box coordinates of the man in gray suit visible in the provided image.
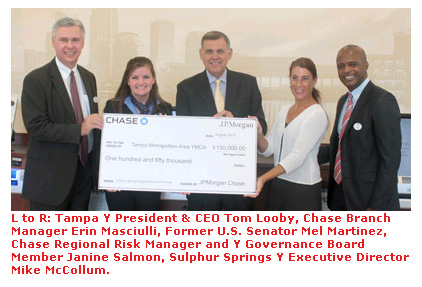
[21,17,103,211]
[328,45,401,211]
[176,31,267,211]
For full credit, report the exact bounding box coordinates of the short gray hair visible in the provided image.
[201,31,231,50]
[52,17,85,40]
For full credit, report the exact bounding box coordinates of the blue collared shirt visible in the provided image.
[337,78,370,135]
[206,69,228,101]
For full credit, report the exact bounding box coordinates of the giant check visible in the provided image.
[98,114,257,194]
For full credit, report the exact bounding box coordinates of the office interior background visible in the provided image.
[11,8,410,142]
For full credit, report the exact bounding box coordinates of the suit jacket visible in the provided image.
[327,81,401,211]
[176,69,267,134]
[21,59,100,206]
[103,98,173,115]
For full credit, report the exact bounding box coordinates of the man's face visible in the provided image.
[200,37,233,78]
[52,25,84,69]
[336,47,368,92]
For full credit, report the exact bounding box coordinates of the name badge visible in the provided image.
[353,123,362,131]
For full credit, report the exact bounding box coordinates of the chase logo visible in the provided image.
[140,118,148,125]
[106,116,138,124]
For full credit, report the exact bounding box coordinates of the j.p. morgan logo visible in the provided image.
[106,116,148,125]
[218,120,253,129]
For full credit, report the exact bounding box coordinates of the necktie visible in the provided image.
[334,93,354,184]
[70,71,88,166]
[214,79,225,112]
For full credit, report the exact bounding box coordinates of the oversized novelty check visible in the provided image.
[98,114,257,194]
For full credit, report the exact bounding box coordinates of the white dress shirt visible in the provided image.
[55,57,93,152]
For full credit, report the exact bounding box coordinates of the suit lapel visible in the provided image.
[49,60,77,122]
[198,70,217,114]
[343,81,373,136]
[78,66,98,114]
[225,69,238,112]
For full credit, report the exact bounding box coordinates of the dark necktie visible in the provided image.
[334,93,354,184]
[70,71,88,166]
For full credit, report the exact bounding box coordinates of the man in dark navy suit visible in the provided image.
[176,31,267,211]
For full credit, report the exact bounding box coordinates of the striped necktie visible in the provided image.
[334,93,354,184]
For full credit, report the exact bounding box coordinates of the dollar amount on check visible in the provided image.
[98,114,257,194]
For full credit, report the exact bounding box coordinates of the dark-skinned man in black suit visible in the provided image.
[328,45,401,211]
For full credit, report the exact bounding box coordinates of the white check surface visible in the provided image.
[99,114,257,194]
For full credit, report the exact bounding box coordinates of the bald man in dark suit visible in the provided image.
[328,45,401,211]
